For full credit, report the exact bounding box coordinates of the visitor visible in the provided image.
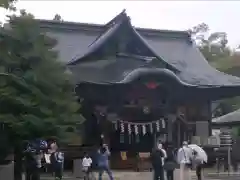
[82,152,93,180]
[231,139,238,172]
[50,142,64,180]
[25,151,42,180]
[192,150,204,180]
[24,140,45,180]
[164,143,177,180]
[177,141,193,180]
[97,144,113,180]
[151,143,167,180]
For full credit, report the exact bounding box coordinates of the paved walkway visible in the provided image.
[40,171,240,180]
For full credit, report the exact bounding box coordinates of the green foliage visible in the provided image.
[0,11,84,147]
[0,0,16,10]
[53,14,63,21]
[189,23,231,63]
[190,23,240,117]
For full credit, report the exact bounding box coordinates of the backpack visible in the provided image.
[50,151,64,165]
[151,149,164,168]
[166,149,175,162]
[164,149,177,170]
[192,151,202,165]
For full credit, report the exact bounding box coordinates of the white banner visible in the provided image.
[107,118,167,134]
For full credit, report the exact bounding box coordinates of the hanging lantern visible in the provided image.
[142,125,146,135]
[149,123,153,134]
[128,124,132,134]
[120,122,125,143]
[156,121,160,132]
[134,125,138,135]
[134,124,140,143]
[161,118,166,129]
[120,122,125,133]
[128,124,132,144]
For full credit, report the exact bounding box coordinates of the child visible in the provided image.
[82,152,93,180]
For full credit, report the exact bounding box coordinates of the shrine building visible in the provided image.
[38,10,240,169]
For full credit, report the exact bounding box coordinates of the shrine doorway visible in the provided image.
[172,118,188,148]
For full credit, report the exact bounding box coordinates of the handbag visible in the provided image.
[164,161,177,171]
[164,150,177,170]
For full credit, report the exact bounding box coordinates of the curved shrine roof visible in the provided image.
[38,10,240,88]
[212,109,240,126]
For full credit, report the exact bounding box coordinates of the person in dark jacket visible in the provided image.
[24,140,47,180]
[25,151,41,180]
[164,144,177,180]
[49,142,64,180]
[151,143,166,180]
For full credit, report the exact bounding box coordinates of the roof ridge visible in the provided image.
[105,9,126,27]
[68,11,179,72]
[37,20,190,40]
[68,18,124,65]
[88,10,128,47]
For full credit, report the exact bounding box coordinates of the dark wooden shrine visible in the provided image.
[40,10,240,169]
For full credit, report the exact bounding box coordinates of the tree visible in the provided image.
[189,23,230,62]
[0,0,16,10]
[190,23,240,117]
[0,10,84,179]
[53,14,63,21]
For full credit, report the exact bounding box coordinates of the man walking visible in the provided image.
[151,143,167,180]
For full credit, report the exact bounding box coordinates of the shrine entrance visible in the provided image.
[78,79,172,169]
[75,66,196,169]
[105,117,168,170]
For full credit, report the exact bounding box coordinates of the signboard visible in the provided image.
[120,152,127,161]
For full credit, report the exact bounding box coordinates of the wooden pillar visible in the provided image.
[207,101,212,136]
[167,114,176,143]
[178,121,181,147]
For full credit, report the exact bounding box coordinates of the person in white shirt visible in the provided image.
[158,143,167,165]
[177,141,193,180]
[82,152,93,180]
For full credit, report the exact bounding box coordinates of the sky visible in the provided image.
[1,1,240,48]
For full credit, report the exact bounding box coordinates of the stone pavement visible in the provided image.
[40,171,240,180]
